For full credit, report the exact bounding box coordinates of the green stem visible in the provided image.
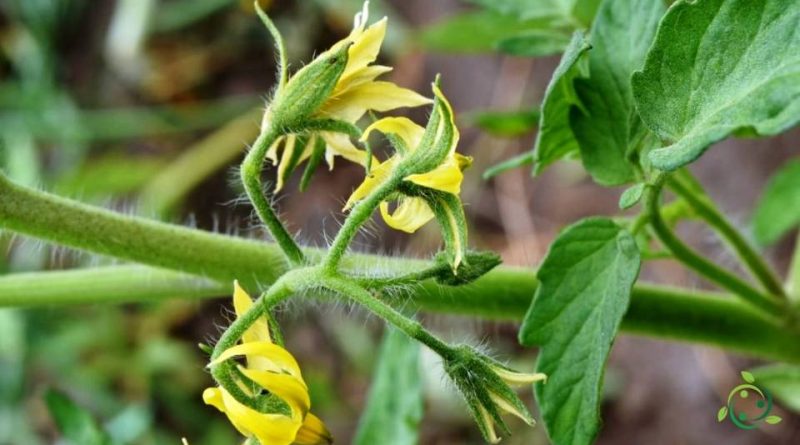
[3,265,800,364]
[668,173,786,298]
[789,232,800,302]
[646,183,784,317]
[241,129,305,266]
[3,175,799,362]
[321,275,453,358]
[323,177,399,272]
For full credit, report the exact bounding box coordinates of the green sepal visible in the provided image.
[434,250,501,286]
[401,76,456,176]
[299,136,326,192]
[424,191,469,272]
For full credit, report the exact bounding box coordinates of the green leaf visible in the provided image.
[619,183,645,210]
[532,31,591,174]
[569,0,665,185]
[632,0,800,171]
[353,328,423,445]
[496,30,572,57]
[717,406,728,422]
[45,389,113,445]
[750,364,800,413]
[467,0,602,28]
[519,218,640,445]
[741,370,756,383]
[418,11,556,53]
[752,159,800,245]
[468,108,540,137]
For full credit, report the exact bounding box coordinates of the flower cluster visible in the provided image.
[203,3,547,444]
[204,283,331,445]
[262,2,430,191]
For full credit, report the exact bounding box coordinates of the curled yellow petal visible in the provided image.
[379,197,434,233]
[343,17,387,79]
[335,65,392,95]
[320,81,431,123]
[220,387,301,445]
[238,367,310,417]
[361,117,425,153]
[492,367,547,386]
[210,341,302,378]
[405,155,467,195]
[232,281,271,344]
[343,157,397,210]
[321,132,372,169]
[295,412,333,445]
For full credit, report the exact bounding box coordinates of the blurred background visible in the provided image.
[0,0,798,443]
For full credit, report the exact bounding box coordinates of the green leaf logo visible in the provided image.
[741,371,755,384]
[765,416,782,425]
[717,406,728,422]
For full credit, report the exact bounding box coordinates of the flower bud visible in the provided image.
[434,250,501,286]
[265,42,351,132]
[443,345,545,443]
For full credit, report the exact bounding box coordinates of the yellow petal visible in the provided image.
[343,157,397,210]
[203,387,254,439]
[220,386,301,445]
[335,65,392,96]
[361,117,424,153]
[210,342,302,378]
[405,156,465,195]
[320,132,371,169]
[379,197,434,233]
[232,281,271,344]
[265,135,285,164]
[478,405,501,444]
[489,392,534,426]
[492,367,547,386]
[239,367,310,416]
[274,134,297,192]
[294,413,333,445]
[342,17,387,79]
[320,81,431,123]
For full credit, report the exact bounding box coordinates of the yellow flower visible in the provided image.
[264,1,431,191]
[343,83,472,267]
[204,282,331,445]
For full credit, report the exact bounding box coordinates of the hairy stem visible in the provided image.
[645,183,784,317]
[241,129,305,266]
[2,175,799,363]
[668,173,786,298]
[2,265,800,364]
[323,177,399,272]
[321,275,453,358]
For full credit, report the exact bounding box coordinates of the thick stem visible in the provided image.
[668,173,786,298]
[241,130,305,266]
[2,176,799,362]
[646,184,784,317]
[3,265,800,364]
